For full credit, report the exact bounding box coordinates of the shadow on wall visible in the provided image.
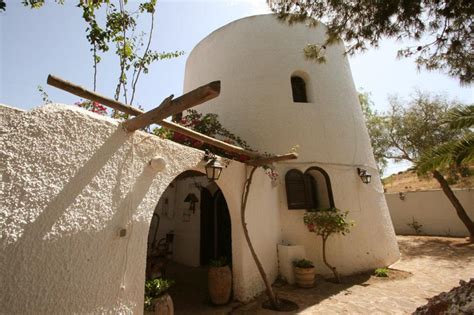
[1,126,164,313]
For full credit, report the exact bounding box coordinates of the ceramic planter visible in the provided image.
[294,266,316,288]
[208,265,232,305]
[154,293,174,315]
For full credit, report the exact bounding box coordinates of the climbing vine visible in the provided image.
[25,0,184,106]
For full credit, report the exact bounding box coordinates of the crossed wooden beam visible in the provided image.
[47,74,297,166]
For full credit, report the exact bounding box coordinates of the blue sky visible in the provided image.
[1,0,472,175]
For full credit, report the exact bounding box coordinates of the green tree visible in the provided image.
[268,0,473,84]
[359,91,389,174]
[361,91,474,241]
[19,0,183,108]
[303,208,354,283]
[416,106,474,240]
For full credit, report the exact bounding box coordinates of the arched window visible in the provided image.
[285,167,335,210]
[305,167,335,209]
[291,76,308,103]
[285,169,317,209]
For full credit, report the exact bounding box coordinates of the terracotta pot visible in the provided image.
[154,293,174,315]
[294,266,315,288]
[208,266,232,305]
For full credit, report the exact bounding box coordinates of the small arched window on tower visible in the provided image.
[291,76,308,103]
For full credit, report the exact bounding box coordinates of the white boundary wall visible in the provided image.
[386,189,474,237]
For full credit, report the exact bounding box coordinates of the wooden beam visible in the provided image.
[47,75,143,116]
[159,120,261,159]
[122,95,174,132]
[122,80,221,132]
[247,153,298,166]
[47,74,297,165]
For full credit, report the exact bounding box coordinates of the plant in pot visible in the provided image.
[293,259,316,288]
[144,278,175,315]
[208,257,232,305]
[304,207,354,283]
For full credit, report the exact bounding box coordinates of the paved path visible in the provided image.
[233,236,474,315]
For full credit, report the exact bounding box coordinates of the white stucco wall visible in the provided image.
[148,175,210,267]
[0,104,280,313]
[386,189,474,237]
[183,14,400,277]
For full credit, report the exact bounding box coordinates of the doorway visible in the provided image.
[145,171,233,313]
[200,186,232,266]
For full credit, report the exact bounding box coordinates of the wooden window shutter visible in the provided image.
[285,169,307,209]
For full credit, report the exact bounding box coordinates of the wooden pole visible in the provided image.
[122,80,221,132]
[247,153,298,166]
[47,74,298,165]
[47,75,143,116]
[122,95,174,132]
[159,120,260,159]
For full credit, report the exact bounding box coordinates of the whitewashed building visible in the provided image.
[0,14,399,314]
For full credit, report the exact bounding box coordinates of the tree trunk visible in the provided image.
[432,170,474,242]
[240,166,279,310]
[321,236,340,283]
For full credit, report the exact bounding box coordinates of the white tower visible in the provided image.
[184,14,399,276]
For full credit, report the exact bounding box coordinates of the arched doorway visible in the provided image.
[145,170,232,313]
[200,184,232,266]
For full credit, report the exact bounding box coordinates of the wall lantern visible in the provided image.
[357,168,372,184]
[184,193,199,214]
[203,150,224,181]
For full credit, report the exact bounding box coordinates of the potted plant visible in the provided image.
[144,278,175,315]
[208,257,232,305]
[293,259,316,288]
[304,208,354,283]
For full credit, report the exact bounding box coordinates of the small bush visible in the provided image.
[145,278,174,301]
[293,259,314,268]
[374,268,389,277]
[209,257,228,267]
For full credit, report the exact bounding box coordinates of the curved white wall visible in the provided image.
[184,14,374,165]
[0,104,280,313]
[184,14,400,276]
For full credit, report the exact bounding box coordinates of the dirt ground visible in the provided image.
[383,170,473,193]
[160,236,473,314]
[231,236,474,315]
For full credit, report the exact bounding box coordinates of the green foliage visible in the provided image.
[145,278,174,299]
[359,91,389,174]
[361,91,466,168]
[37,85,52,105]
[268,0,473,84]
[407,217,423,235]
[293,258,314,268]
[304,208,354,240]
[446,106,474,130]
[374,268,389,278]
[144,295,154,311]
[417,105,474,175]
[22,0,184,105]
[154,109,256,162]
[209,257,228,267]
[144,278,174,311]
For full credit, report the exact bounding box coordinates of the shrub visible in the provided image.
[293,259,314,268]
[374,268,389,277]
